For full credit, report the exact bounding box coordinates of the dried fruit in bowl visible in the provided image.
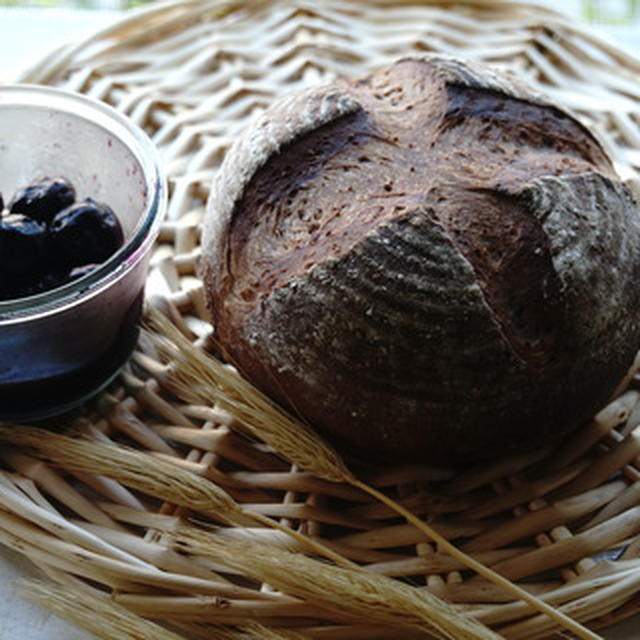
[0,178,124,301]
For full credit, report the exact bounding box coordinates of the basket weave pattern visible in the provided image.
[4,1,640,638]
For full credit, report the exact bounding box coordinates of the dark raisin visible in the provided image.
[9,176,76,224]
[49,199,124,270]
[0,213,46,276]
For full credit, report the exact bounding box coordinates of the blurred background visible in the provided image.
[0,0,637,81]
[3,0,639,16]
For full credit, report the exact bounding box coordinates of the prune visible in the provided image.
[50,199,124,270]
[0,214,46,276]
[0,175,125,302]
[9,176,76,224]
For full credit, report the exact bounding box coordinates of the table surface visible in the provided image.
[0,3,638,639]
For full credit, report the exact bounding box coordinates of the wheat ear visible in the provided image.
[149,308,601,640]
[0,423,354,571]
[23,578,188,640]
[173,524,491,640]
[24,578,302,640]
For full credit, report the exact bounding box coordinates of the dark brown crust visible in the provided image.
[202,55,640,464]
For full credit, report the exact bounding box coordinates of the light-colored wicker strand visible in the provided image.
[0,1,639,638]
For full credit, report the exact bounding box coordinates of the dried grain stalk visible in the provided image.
[148,311,352,485]
[0,425,496,638]
[0,424,353,571]
[173,525,490,640]
[149,308,601,640]
[22,578,188,640]
[24,578,301,640]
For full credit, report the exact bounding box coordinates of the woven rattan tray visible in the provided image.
[3,1,640,638]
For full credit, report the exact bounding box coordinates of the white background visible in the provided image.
[0,2,638,639]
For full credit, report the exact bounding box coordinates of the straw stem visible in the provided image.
[150,307,603,640]
[350,480,601,640]
[0,425,354,570]
[23,578,188,640]
[24,577,304,640]
[173,525,499,640]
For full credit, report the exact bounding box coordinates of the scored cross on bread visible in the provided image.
[202,55,640,464]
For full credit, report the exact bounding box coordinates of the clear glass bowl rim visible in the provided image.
[0,84,166,323]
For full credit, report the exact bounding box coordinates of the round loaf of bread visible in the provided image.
[202,55,640,464]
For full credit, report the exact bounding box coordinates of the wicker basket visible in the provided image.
[3,1,640,639]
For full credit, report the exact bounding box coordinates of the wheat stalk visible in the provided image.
[0,424,354,571]
[148,308,602,640]
[149,318,352,485]
[24,579,300,640]
[0,425,238,514]
[0,423,494,638]
[23,578,189,640]
[174,525,483,639]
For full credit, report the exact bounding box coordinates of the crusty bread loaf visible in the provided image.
[202,55,640,464]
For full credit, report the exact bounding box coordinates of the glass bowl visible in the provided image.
[0,85,166,421]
